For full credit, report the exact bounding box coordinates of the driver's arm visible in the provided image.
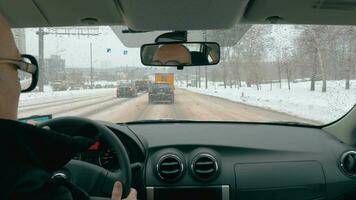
[0,14,137,200]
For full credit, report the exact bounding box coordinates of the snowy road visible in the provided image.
[19,89,315,124]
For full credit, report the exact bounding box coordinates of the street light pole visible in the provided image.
[205,66,208,89]
[198,66,201,88]
[90,42,93,89]
[204,30,208,89]
[36,28,100,91]
[195,67,198,88]
[38,28,45,92]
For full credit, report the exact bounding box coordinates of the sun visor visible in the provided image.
[32,0,123,27]
[118,0,250,30]
[111,24,251,48]
[111,26,206,47]
[241,0,356,25]
[0,0,48,28]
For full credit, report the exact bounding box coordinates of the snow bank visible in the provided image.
[20,88,115,106]
[182,80,356,124]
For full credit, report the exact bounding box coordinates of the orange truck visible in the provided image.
[155,73,174,86]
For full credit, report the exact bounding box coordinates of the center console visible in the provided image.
[146,185,230,200]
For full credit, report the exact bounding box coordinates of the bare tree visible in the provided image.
[307,26,344,92]
[186,24,356,94]
[345,26,356,89]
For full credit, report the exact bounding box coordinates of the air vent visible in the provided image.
[156,154,184,182]
[340,151,356,177]
[191,154,219,181]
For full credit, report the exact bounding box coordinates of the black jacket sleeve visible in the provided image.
[0,119,94,200]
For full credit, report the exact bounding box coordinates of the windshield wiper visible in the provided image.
[125,119,318,127]
[125,119,198,124]
[268,121,317,127]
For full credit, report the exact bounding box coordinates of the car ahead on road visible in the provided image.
[148,83,174,104]
[117,83,138,98]
[4,1,356,200]
[135,80,150,92]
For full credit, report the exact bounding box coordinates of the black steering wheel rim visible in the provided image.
[39,116,131,198]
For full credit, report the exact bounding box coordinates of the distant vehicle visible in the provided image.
[95,84,103,89]
[135,80,150,92]
[50,81,68,91]
[67,82,83,90]
[117,83,137,98]
[155,73,174,87]
[105,84,116,88]
[69,86,81,90]
[148,83,174,104]
[83,84,91,89]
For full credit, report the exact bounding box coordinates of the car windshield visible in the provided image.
[15,24,356,125]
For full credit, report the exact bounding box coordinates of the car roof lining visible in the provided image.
[2,0,356,29]
[241,0,356,26]
[0,0,123,28]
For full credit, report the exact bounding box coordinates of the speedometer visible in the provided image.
[99,148,119,170]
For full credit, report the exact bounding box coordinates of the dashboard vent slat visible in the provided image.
[156,154,184,182]
[161,162,179,167]
[161,169,180,174]
[195,168,215,174]
[191,154,219,181]
[196,161,215,165]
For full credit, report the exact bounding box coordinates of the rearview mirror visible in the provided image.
[141,42,220,67]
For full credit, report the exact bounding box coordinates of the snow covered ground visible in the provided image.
[182,80,356,124]
[19,88,115,107]
[18,80,355,124]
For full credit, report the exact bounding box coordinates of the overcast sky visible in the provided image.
[24,26,143,68]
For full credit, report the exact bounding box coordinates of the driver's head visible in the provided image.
[152,44,191,65]
[0,15,21,120]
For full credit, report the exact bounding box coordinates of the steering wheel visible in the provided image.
[39,117,131,198]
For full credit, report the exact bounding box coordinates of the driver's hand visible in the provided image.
[111,181,137,200]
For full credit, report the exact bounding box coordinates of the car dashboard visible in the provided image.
[87,122,356,200]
